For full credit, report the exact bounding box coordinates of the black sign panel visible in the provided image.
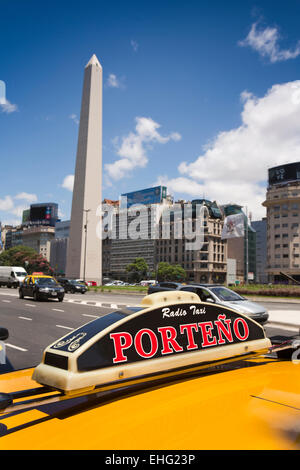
[268,162,300,186]
[54,303,266,373]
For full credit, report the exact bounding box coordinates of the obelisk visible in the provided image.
[66,54,102,284]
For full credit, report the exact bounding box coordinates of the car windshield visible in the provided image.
[15,272,26,276]
[209,287,245,302]
[69,280,81,285]
[35,278,57,286]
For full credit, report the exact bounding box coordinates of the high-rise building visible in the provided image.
[221,204,256,283]
[262,162,300,283]
[66,55,103,284]
[252,218,268,283]
[102,191,227,283]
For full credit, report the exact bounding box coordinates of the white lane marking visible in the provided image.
[82,313,99,319]
[56,324,73,330]
[25,304,36,307]
[6,343,28,352]
[18,316,32,321]
[2,300,11,303]
[52,308,65,312]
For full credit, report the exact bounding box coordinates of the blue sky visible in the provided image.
[1,0,300,225]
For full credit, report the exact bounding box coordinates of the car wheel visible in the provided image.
[58,296,64,302]
[71,288,76,294]
[19,289,24,299]
[33,291,39,301]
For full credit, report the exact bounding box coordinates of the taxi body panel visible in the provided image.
[0,358,299,450]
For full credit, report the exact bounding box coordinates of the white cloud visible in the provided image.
[107,74,121,88]
[105,117,181,181]
[0,196,14,211]
[130,40,139,52]
[0,193,38,225]
[239,22,300,63]
[62,174,74,192]
[0,98,18,114]
[156,81,300,220]
[69,113,79,124]
[14,192,37,203]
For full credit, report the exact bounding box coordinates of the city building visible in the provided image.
[50,220,70,276]
[252,218,268,283]
[262,162,300,283]
[102,190,228,284]
[2,203,60,261]
[103,187,170,279]
[221,204,256,283]
[19,225,55,261]
[159,199,227,283]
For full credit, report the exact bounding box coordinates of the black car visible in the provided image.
[57,278,87,294]
[19,275,65,302]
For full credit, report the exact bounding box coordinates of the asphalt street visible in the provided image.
[0,287,298,373]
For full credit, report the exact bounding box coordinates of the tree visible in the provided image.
[126,257,149,283]
[157,262,186,282]
[0,246,54,275]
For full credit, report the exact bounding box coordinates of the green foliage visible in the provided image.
[157,262,186,282]
[125,257,149,282]
[0,246,54,275]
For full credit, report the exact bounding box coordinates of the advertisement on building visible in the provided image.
[121,186,167,208]
[268,162,300,187]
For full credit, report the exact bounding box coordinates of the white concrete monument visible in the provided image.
[66,54,102,284]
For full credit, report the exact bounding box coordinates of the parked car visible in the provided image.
[57,278,87,294]
[75,279,97,287]
[105,280,125,286]
[148,282,268,325]
[19,274,65,302]
[147,281,183,294]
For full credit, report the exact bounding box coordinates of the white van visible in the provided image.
[0,266,28,288]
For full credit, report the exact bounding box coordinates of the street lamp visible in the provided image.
[83,209,91,282]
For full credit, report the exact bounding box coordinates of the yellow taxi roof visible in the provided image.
[0,358,299,450]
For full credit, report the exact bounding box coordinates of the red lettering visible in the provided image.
[198,321,217,348]
[110,331,133,363]
[180,323,199,350]
[233,318,249,341]
[158,326,184,355]
[135,328,158,359]
[214,314,233,344]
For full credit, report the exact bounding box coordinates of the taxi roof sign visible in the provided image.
[32,292,271,394]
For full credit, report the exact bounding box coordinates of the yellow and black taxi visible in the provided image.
[0,290,299,451]
[19,274,65,302]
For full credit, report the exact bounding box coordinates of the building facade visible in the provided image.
[221,204,256,283]
[252,218,268,283]
[263,162,300,283]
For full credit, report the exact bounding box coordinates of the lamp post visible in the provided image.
[83,209,91,282]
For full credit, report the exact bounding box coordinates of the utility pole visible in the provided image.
[245,206,249,285]
[83,209,91,282]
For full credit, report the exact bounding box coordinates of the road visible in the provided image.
[0,287,298,373]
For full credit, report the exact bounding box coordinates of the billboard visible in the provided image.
[28,203,58,226]
[268,162,300,187]
[121,186,167,208]
[22,209,30,224]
